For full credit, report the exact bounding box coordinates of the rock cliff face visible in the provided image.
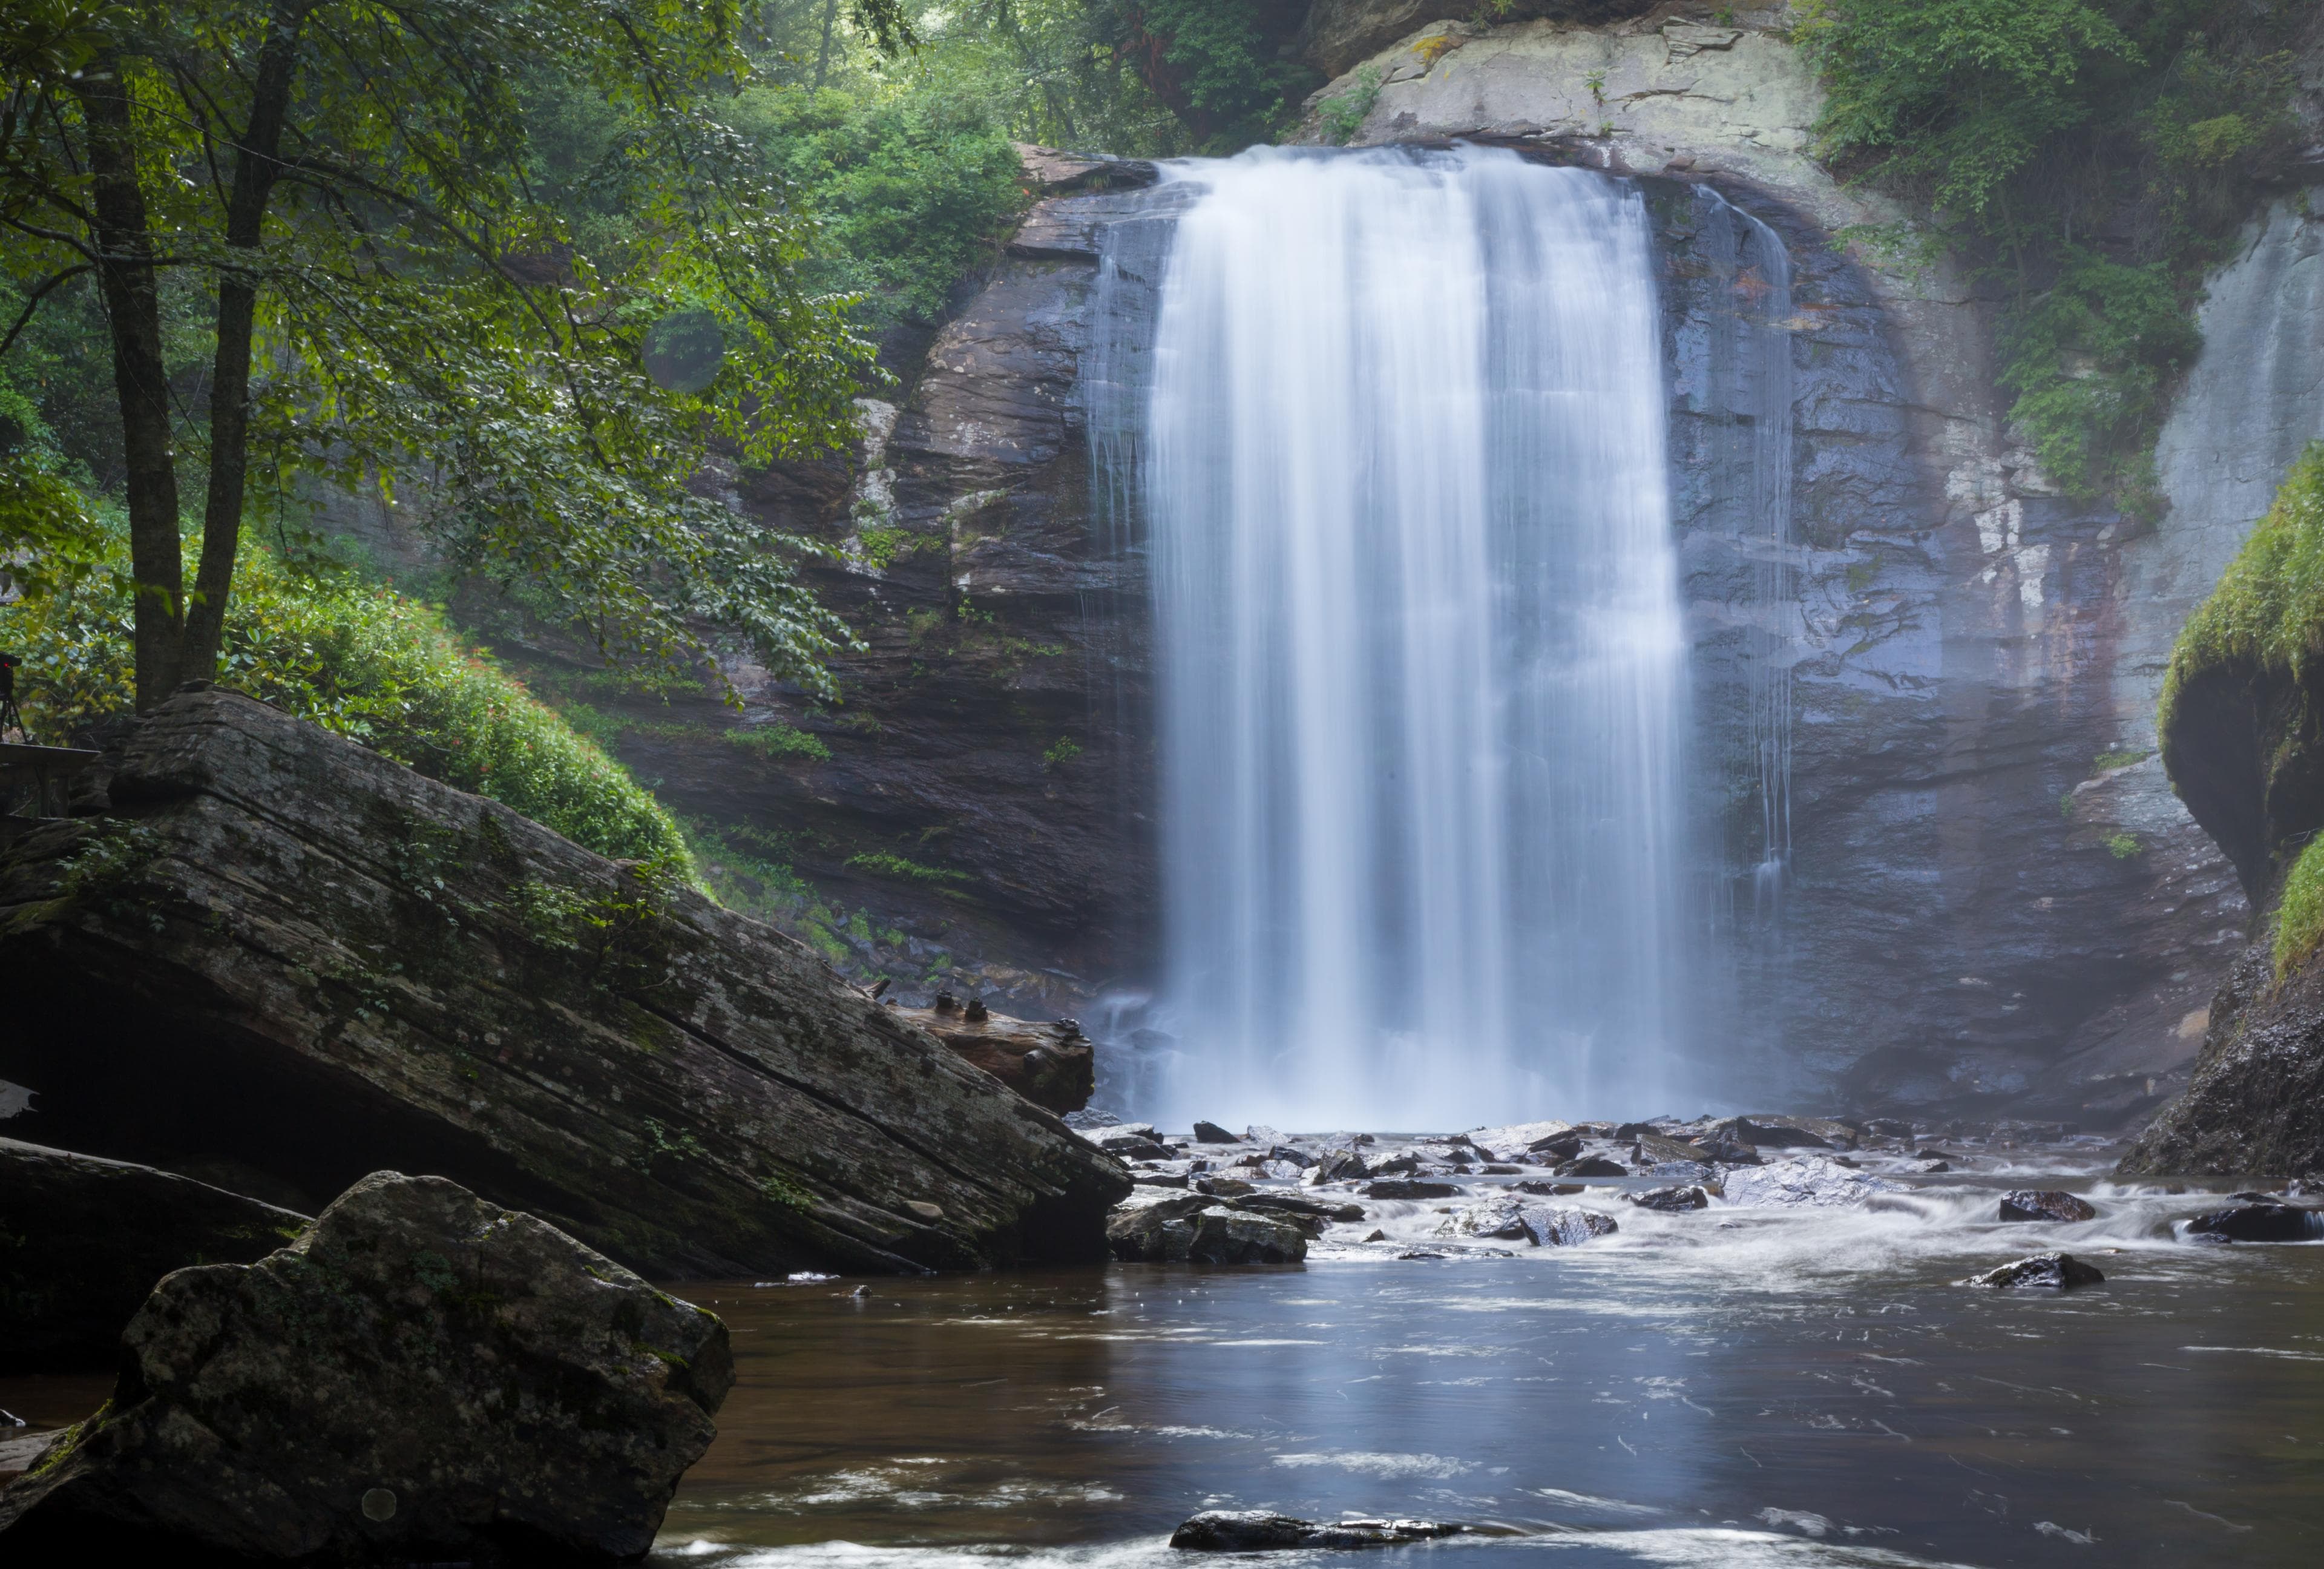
[384,10,2314,1121]
[0,690,1128,1278]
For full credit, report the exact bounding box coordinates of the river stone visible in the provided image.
[1170,1509,1466,1550]
[1361,1178,1461,1200]
[1434,1199,1532,1241]
[0,691,1127,1278]
[0,1171,730,1562]
[1959,1252,2106,1291]
[1468,1120,1578,1162]
[1190,1120,1236,1143]
[0,1137,309,1372]
[1626,1184,1712,1212]
[1106,1195,1307,1263]
[1554,1156,1629,1178]
[1304,1146,1369,1183]
[1723,1116,1834,1149]
[1998,1189,2098,1223]
[1240,1192,1367,1226]
[2184,1202,2324,1242]
[1525,1206,1619,1247]
[887,1004,1095,1114]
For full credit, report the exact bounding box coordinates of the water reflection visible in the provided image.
[657,1185,2324,1568]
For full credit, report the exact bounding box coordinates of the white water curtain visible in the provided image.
[1144,146,1690,1130]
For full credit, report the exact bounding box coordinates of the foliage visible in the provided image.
[0,0,884,706]
[0,521,687,866]
[2159,443,2324,976]
[1997,250,2198,502]
[1088,0,1318,152]
[1316,65,1382,145]
[846,850,968,884]
[726,722,833,761]
[2104,831,2142,859]
[2159,442,2324,738]
[1798,0,2308,507]
[1040,734,1083,770]
[724,83,1029,331]
[2274,835,2324,976]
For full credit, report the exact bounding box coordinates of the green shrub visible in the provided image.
[1317,65,1382,145]
[1,533,686,866]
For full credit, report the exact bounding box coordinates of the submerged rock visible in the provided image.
[1170,1510,1466,1550]
[0,691,1128,1277]
[1106,1196,1307,1264]
[1959,1252,2106,1290]
[2184,1202,2324,1242]
[1998,1189,2098,1223]
[1361,1178,1461,1200]
[1467,1120,1577,1162]
[0,1172,729,1562]
[1241,1192,1367,1226]
[0,1137,307,1373]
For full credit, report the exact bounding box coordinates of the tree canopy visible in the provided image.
[0,0,935,708]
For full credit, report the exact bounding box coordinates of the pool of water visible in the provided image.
[654,1160,2324,1568]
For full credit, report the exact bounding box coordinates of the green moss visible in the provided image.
[759,1171,813,1211]
[0,541,687,866]
[2094,748,2152,771]
[2158,442,2324,743]
[2274,834,2324,975]
[725,723,832,762]
[2104,832,2142,860]
[845,850,968,885]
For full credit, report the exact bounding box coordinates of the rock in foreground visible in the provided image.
[0,1137,307,1372]
[1170,1510,1466,1551]
[0,691,1128,1277]
[0,1173,729,1563]
[2184,1202,2324,1242]
[1959,1252,2106,1291]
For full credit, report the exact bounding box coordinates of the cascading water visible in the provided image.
[1135,146,1692,1130]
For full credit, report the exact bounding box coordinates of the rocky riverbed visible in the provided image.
[451,1114,2324,1569]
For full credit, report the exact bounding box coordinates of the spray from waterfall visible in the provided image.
[1127,146,1693,1130]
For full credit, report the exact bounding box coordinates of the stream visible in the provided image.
[650,1142,2323,1568]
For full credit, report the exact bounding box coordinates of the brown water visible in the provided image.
[655,1165,2324,1568]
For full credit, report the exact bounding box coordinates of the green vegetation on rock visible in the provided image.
[2158,443,2324,972]
[1800,0,2306,508]
[1,531,686,867]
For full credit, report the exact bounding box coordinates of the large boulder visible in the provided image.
[0,1173,728,1562]
[0,691,1129,1277]
[0,1137,308,1372]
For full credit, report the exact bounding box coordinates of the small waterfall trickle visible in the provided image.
[1129,146,1694,1129]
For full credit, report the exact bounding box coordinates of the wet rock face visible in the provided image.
[0,692,1129,1278]
[0,1138,308,1373]
[0,1173,729,1564]
[2121,939,2324,1178]
[1959,1252,2106,1291]
[2184,1202,2324,1243]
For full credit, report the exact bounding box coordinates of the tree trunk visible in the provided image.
[181,5,309,685]
[73,59,183,710]
[814,0,838,87]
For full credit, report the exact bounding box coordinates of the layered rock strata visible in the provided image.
[0,1137,308,1372]
[0,690,1129,1277]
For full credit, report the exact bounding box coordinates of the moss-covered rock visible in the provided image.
[0,1172,727,1563]
[0,690,1129,1276]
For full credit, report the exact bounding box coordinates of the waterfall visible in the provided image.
[1135,146,1692,1130]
